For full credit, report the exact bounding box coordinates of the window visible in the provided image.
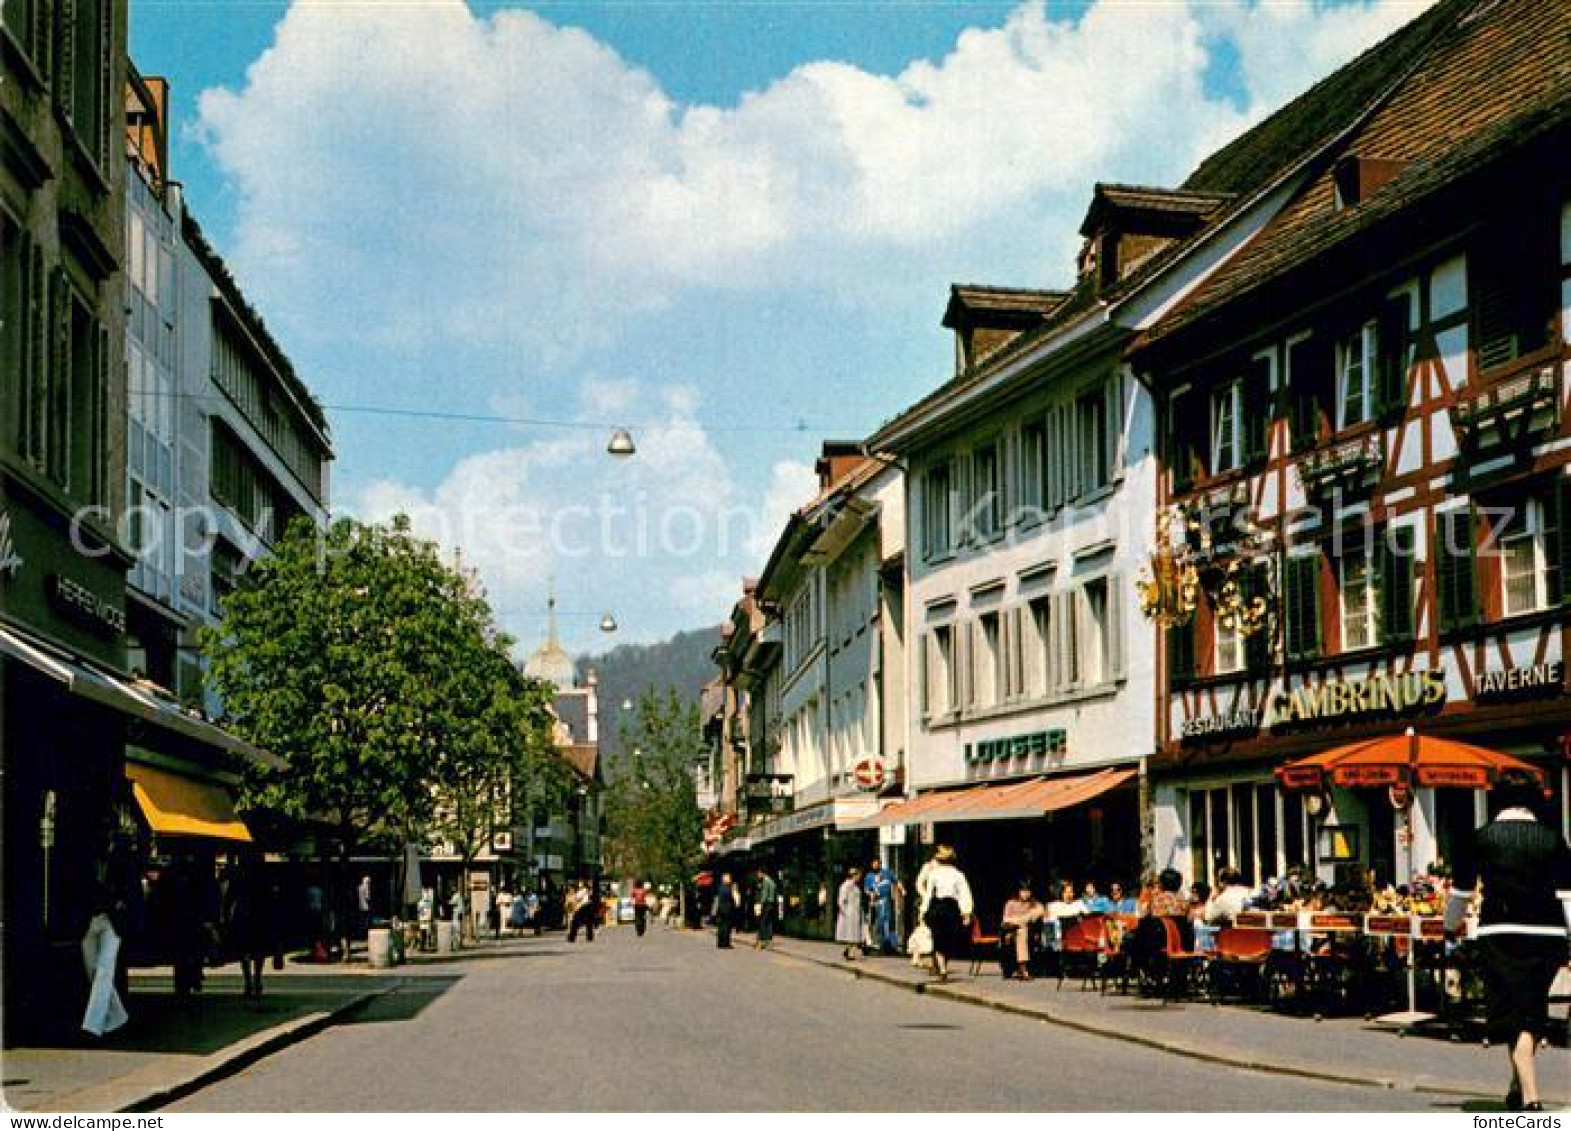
[1019,419,1046,520]
[923,462,952,560]
[926,624,955,718]
[1337,322,1377,429]
[1288,335,1333,451]
[1215,606,1244,675]
[1210,379,1242,473]
[65,0,113,169]
[1026,594,1051,698]
[1187,783,1291,887]
[1284,553,1323,662]
[975,610,1002,707]
[1498,493,1557,617]
[1472,218,1555,372]
[969,441,1002,541]
[1339,542,1379,651]
[1080,579,1108,685]
[1077,387,1110,491]
[1436,506,1478,633]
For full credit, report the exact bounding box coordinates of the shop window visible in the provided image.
[1188,791,1209,887]
[1232,783,1257,885]
[1282,792,1307,873]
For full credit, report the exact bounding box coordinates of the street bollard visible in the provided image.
[367,927,393,969]
[436,920,455,954]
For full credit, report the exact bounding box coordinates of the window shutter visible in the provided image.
[1106,577,1126,682]
[1380,527,1415,643]
[1168,619,1195,686]
[1244,565,1273,673]
[1288,336,1330,452]
[1107,375,1125,484]
[1376,294,1411,420]
[1285,554,1323,663]
[1436,507,1478,633]
[1057,591,1080,690]
[920,632,932,717]
[1170,392,1195,494]
[1244,358,1273,466]
[1550,481,1568,607]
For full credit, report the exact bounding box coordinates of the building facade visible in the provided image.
[3,1,131,1037]
[1135,0,1571,891]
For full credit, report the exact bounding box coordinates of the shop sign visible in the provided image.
[1266,670,1445,729]
[48,573,126,637]
[852,758,886,791]
[0,509,21,580]
[744,773,793,814]
[965,729,1066,764]
[1475,661,1563,701]
[1181,707,1260,741]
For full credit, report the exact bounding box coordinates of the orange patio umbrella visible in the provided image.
[1276,726,1548,792]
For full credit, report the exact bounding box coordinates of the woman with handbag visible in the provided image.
[920,845,973,984]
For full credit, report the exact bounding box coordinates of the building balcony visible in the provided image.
[1295,431,1384,501]
[1452,366,1561,484]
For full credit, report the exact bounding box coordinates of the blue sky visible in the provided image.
[128,0,1434,656]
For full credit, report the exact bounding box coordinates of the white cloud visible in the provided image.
[198,0,1433,364]
[200,0,1436,646]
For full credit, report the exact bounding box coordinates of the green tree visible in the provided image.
[602,688,705,886]
[200,515,556,882]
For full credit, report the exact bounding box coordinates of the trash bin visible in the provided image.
[367,927,393,968]
[436,920,456,954]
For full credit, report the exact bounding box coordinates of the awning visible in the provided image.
[0,624,277,767]
[849,766,1137,828]
[126,761,253,842]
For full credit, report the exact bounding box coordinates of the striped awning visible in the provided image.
[847,766,1136,828]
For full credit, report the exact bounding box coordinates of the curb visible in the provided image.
[763,942,1506,1102]
[116,984,397,1113]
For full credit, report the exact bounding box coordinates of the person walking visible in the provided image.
[713,872,740,948]
[835,867,864,961]
[1445,774,1571,1112]
[863,858,899,955]
[754,868,779,950]
[632,880,650,937]
[566,881,596,943]
[222,855,272,999]
[920,845,973,984]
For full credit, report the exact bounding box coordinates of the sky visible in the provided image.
[128,0,1436,658]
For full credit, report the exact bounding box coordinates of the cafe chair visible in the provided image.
[969,916,1003,977]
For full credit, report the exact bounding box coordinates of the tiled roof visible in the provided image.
[943,284,1068,325]
[1078,183,1232,236]
[1179,0,1462,197]
[1147,0,1571,346]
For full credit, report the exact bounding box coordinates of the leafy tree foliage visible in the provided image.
[201,515,558,871]
[602,688,705,886]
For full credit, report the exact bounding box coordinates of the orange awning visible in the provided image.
[1276,729,1547,792]
[127,762,253,842]
[848,767,1135,828]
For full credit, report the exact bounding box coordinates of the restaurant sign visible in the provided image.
[965,729,1066,764]
[1265,669,1445,730]
[1475,661,1563,702]
[1181,707,1260,742]
[48,573,125,638]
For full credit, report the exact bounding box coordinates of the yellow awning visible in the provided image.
[127,762,253,843]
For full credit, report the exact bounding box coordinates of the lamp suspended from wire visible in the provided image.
[606,428,636,457]
[599,613,619,633]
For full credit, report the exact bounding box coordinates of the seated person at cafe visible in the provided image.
[1081,882,1113,915]
[1204,868,1254,925]
[1108,882,1139,916]
[1187,880,1211,920]
[999,882,1046,980]
[1047,881,1085,922]
[1144,868,1189,919]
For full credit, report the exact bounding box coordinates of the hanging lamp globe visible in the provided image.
[599,612,619,633]
[606,428,636,457]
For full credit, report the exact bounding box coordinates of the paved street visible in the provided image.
[168,928,1459,1112]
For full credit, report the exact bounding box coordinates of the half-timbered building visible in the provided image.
[1132,0,1571,890]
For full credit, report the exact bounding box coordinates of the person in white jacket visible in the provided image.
[919,845,973,983]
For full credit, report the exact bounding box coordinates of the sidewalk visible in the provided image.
[746,933,1569,1104]
[1,932,561,1113]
